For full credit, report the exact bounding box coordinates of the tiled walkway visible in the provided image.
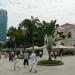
[0,55,75,75]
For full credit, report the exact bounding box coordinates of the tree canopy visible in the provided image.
[6,16,59,49]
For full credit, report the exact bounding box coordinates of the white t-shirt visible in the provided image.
[30,53,37,63]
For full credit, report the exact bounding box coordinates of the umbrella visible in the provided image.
[26,46,43,50]
[52,45,75,49]
[67,46,75,49]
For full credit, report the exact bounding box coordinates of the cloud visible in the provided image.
[0,0,75,28]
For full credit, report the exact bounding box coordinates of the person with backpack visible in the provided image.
[23,49,30,68]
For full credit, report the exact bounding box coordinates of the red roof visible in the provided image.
[61,23,72,27]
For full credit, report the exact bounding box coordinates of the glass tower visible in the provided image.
[0,9,7,43]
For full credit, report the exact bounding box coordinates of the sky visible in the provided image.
[0,0,75,28]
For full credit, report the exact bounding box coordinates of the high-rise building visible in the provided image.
[0,9,7,43]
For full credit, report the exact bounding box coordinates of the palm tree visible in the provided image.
[44,20,59,61]
[7,26,18,50]
[36,21,47,46]
[19,16,40,48]
[16,27,25,47]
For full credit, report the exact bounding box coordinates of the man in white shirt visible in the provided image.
[29,51,37,73]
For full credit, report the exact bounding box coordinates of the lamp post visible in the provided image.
[22,27,27,50]
[32,32,38,50]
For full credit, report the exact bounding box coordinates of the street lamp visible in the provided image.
[22,27,27,50]
[32,32,38,50]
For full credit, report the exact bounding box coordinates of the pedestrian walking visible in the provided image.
[23,49,30,68]
[60,49,63,59]
[51,51,53,57]
[54,50,57,59]
[4,52,8,59]
[9,52,12,61]
[13,55,20,71]
[11,51,15,61]
[39,51,42,58]
[0,52,1,59]
[29,51,37,73]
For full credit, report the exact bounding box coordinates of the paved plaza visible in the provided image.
[0,55,75,75]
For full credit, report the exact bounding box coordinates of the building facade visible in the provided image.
[60,23,75,46]
[0,9,7,43]
[44,23,75,46]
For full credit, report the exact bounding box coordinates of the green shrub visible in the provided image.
[38,60,63,65]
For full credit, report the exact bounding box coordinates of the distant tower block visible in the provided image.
[0,9,7,43]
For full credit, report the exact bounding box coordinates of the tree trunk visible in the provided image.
[47,44,52,61]
[49,51,51,61]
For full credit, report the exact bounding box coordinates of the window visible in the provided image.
[61,43,64,45]
[68,32,71,38]
[74,44,75,47]
[61,35,65,39]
